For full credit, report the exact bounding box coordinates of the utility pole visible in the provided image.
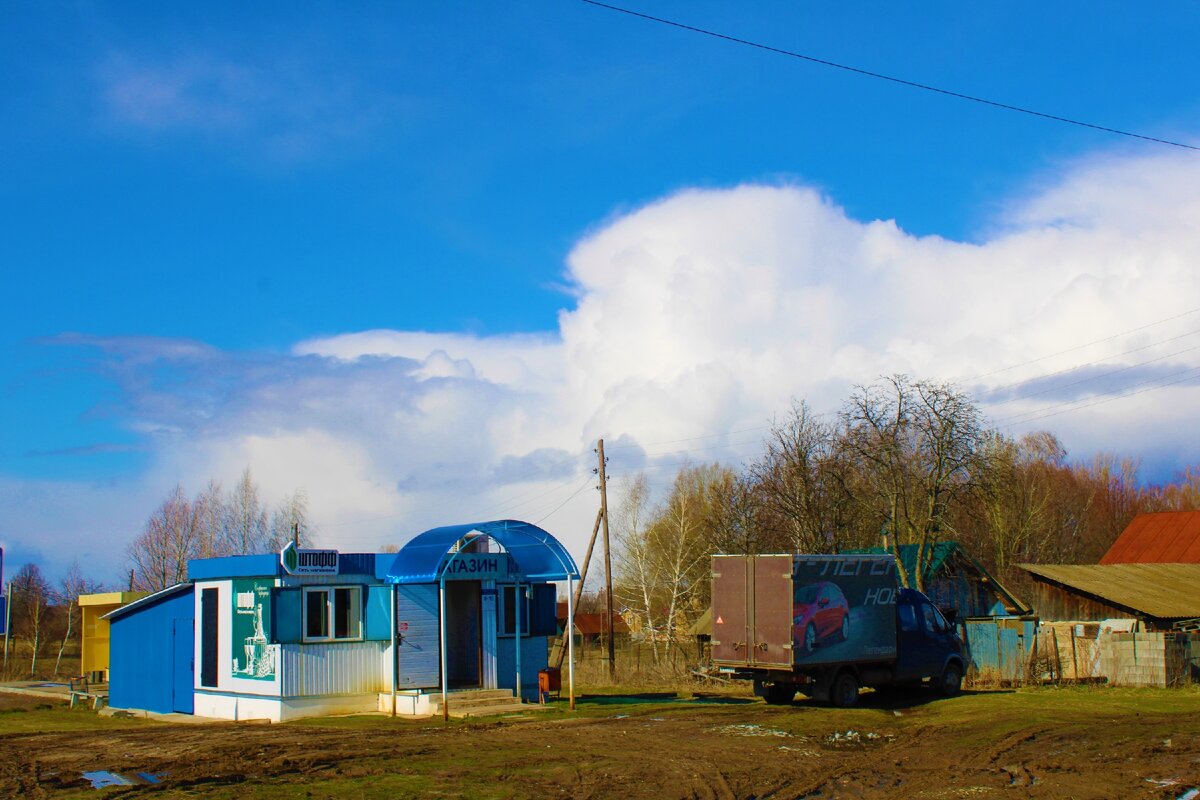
[555,509,602,669]
[293,521,300,549]
[597,438,615,679]
[2,581,9,671]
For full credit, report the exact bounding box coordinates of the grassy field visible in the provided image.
[4,685,1200,798]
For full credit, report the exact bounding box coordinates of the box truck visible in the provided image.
[711,554,966,707]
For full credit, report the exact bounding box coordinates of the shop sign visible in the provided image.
[280,541,339,575]
[441,553,509,580]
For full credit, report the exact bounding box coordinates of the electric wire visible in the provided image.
[960,306,1200,384]
[533,476,596,525]
[981,340,1200,409]
[580,0,1200,152]
[997,365,1200,428]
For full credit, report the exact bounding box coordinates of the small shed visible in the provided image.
[78,591,148,680]
[105,584,195,714]
[1018,562,1200,629]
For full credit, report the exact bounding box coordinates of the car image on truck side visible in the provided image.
[712,554,966,708]
[793,581,849,653]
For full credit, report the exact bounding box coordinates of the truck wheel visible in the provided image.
[830,671,859,708]
[804,622,817,653]
[937,663,963,697]
[763,684,796,705]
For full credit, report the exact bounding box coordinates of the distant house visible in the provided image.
[1100,510,1200,564]
[556,602,629,645]
[1018,562,1200,629]
[848,542,1028,619]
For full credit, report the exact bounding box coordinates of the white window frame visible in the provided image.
[302,585,364,643]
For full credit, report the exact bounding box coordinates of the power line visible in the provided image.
[982,340,1200,409]
[960,306,1200,384]
[998,365,1200,428]
[602,424,771,452]
[534,477,595,525]
[580,0,1200,152]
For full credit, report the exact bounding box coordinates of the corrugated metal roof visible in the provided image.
[1018,562,1200,619]
[102,583,193,621]
[1100,511,1200,564]
[387,519,579,584]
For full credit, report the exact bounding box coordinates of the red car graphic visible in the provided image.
[793,581,850,653]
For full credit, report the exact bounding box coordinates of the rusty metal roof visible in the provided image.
[1100,511,1200,564]
[1018,562,1200,619]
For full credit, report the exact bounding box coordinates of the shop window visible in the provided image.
[499,584,557,637]
[303,586,362,642]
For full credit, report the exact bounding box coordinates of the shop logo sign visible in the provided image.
[280,541,339,575]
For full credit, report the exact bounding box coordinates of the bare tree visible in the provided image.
[612,474,661,661]
[705,471,764,555]
[221,468,269,554]
[11,563,52,675]
[53,560,92,676]
[194,479,226,559]
[267,489,313,552]
[651,466,718,649]
[841,376,986,590]
[127,485,205,592]
[970,431,1064,574]
[749,400,868,553]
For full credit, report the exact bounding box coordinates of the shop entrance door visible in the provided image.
[445,581,482,688]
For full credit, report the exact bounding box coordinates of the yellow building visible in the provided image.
[78,592,147,680]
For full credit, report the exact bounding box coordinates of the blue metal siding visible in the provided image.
[363,585,391,641]
[172,619,194,713]
[110,589,195,714]
[496,635,548,696]
[188,555,280,580]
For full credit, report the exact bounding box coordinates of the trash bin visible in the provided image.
[538,667,561,702]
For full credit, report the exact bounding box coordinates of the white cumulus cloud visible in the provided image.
[11,145,1200,580]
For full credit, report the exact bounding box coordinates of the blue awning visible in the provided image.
[386,519,580,584]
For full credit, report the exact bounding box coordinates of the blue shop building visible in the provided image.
[105,520,580,721]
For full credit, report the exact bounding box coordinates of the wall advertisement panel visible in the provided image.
[232,578,276,681]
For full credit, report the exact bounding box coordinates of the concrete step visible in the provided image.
[426,689,547,718]
[449,702,541,718]
[433,696,526,713]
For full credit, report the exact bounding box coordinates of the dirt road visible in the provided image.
[4,688,1199,798]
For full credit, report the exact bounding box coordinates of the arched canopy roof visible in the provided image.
[386,519,580,584]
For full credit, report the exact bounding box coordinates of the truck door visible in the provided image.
[751,556,793,667]
[711,556,792,667]
[712,557,749,665]
[894,597,952,681]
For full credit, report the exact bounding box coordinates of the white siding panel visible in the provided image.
[282,641,388,697]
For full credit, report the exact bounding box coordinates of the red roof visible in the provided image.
[556,602,629,635]
[1101,511,1200,564]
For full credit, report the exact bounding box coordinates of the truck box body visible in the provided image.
[712,554,899,669]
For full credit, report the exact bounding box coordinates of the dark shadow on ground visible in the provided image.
[569,693,756,707]
[781,687,1015,711]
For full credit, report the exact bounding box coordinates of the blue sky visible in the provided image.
[4,2,1200,581]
